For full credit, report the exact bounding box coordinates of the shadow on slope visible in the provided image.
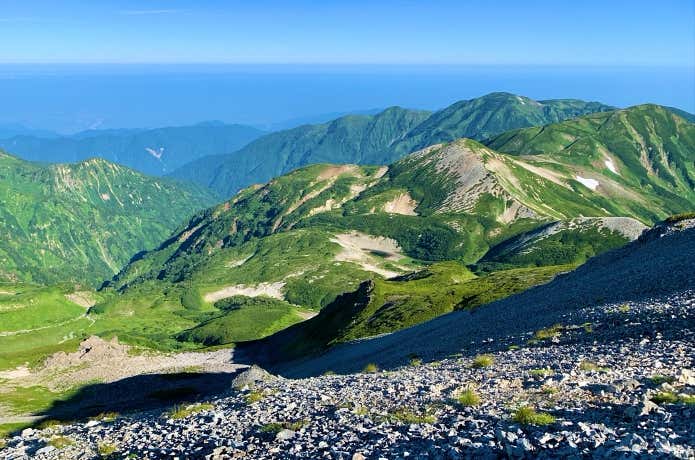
[26,369,243,430]
[241,221,694,378]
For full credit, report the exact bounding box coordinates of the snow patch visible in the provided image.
[145,147,164,160]
[604,159,618,174]
[575,176,599,191]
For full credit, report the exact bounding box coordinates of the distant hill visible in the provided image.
[390,93,614,155]
[0,122,265,178]
[170,107,431,198]
[0,123,58,139]
[0,151,216,285]
[170,93,615,198]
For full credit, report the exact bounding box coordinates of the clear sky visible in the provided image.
[0,0,693,66]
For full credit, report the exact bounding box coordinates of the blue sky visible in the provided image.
[0,0,693,66]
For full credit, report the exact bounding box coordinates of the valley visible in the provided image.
[0,94,693,459]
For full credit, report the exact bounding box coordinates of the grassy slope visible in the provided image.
[0,152,216,286]
[243,262,568,363]
[475,222,634,272]
[485,105,695,220]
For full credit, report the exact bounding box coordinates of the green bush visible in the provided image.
[512,406,556,426]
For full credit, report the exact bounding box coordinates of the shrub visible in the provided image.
[90,412,119,422]
[388,408,436,424]
[167,403,214,419]
[650,392,694,405]
[260,420,306,433]
[541,385,559,395]
[650,374,676,385]
[409,355,423,366]
[664,212,695,223]
[533,324,563,341]
[245,390,264,404]
[363,363,379,373]
[512,406,556,426]
[529,368,554,377]
[579,360,609,372]
[48,435,75,449]
[97,442,118,457]
[471,354,494,368]
[456,388,481,406]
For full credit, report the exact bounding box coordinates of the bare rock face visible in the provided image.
[231,365,276,390]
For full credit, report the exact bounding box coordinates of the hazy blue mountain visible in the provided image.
[0,122,265,177]
[0,123,59,139]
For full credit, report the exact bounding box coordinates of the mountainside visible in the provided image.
[5,220,693,460]
[390,92,614,155]
[475,217,647,271]
[169,107,431,197]
[259,216,695,377]
[106,105,695,317]
[485,105,695,220]
[0,151,216,285]
[0,122,264,178]
[169,93,614,197]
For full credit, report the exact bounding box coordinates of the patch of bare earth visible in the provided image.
[65,291,96,309]
[203,282,285,302]
[4,336,241,392]
[382,192,418,216]
[330,232,408,278]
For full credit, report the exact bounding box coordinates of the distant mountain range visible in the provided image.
[0,152,216,285]
[0,122,265,177]
[169,93,617,197]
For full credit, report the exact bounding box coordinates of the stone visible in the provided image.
[231,365,276,389]
[275,429,295,441]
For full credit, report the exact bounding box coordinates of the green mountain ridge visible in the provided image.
[107,105,693,322]
[0,151,216,285]
[169,93,615,197]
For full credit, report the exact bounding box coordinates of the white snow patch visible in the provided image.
[604,159,618,174]
[145,147,164,160]
[575,176,599,191]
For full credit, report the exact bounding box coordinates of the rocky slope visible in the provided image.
[0,152,216,285]
[2,219,693,459]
